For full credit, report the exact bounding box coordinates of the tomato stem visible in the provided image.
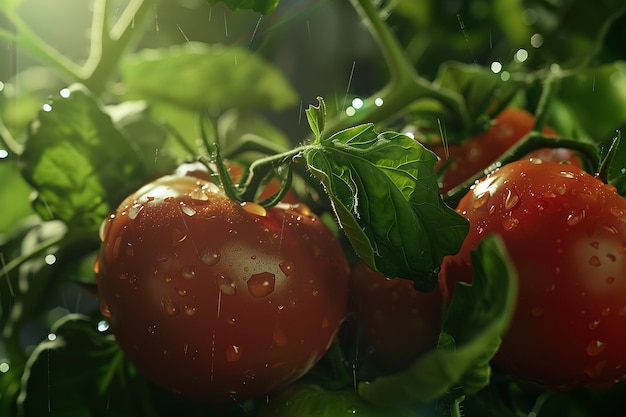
[597,131,621,183]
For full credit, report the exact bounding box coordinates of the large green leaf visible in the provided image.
[20,85,148,229]
[358,235,518,405]
[121,42,298,112]
[303,123,468,290]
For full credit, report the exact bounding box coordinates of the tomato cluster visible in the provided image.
[95,174,349,402]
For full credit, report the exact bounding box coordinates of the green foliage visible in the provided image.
[303,123,468,290]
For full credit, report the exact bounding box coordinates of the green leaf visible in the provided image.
[305,97,327,143]
[121,42,298,112]
[302,124,468,290]
[17,314,149,417]
[358,235,518,405]
[207,0,280,15]
[20,85,148,229]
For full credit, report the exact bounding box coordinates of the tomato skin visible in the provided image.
[425,108,577,193]
[348,261,442,372]
[95,175,349,401]
[440,159,626,390]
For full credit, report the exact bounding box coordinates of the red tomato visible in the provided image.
[440,159,626,390]
[95,175,348,402]
[424,108,577,193]
[348,261,442,373]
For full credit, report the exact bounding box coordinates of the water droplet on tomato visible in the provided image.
[279,261,294,276]
[611,208,624,217]
[190,188,209,201]
[607,253,617,262]
[602,307,611,316]
[128,203,143,220]
[172,228,188,246]
[589,256,601,267]
[472,190,490,210]
[180,203,196,217]
[241,202,267,216]
[589,320,600,330]
[601,224,619,235]
[176,287,187,296]
[606,276,616,284]
[555,184,567,195]
[216,275,237,295]
[100,301,111,318]
[586,340,608,357]
[567,209,585,226]
[200,247,221,266]
[273,325,288,347]
[247,272,276,298]
[559,171,576,179]
[504,189,520,211]
[148,324,158,334]
[502,216,519,231]
[529,157,543,164]
[161,296,179,316]
[183,305,196,316]
[226,345,242,362]
[164,274,172,283]
[181,266,196,280]
[590,241,600,249]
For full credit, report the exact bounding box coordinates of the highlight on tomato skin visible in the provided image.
[439,158,626,391]
[94,174,349,402]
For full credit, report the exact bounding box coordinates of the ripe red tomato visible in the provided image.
[347,260,442,373]
[424,108,577,193]
[94,175,349,402]
[440,159,626,390]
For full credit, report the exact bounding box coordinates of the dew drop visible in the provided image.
[293,204,312,216]
[602,307,611,317]
[555,183,567,195]
[180,203,196,217]
[148,324,158,334]
[589,320,600,330]
[504,189,520,211]
[190,188,209,201]
[605,276,616,285]
[567,209,585,226]
[200,247,221,266]
[241,202,267,217]
[607,253,617,262]
[502,216,519,231]
[99,214,115,242]
[164,274,172,283]
[587,340,608,357]
[176,287,188,296]
[181,266,196,280]
[559,171,576,179]
[590,241,600,249]
[161,296,179,316]
[216,275,237,295]
[128,203,144,220]
[172,228,188,246]
[589,256,601,267]
[610,208,625,217]
[602,224,619,235]
[100,301,111,318]
[183,305,196,316]
[273,326,288,347]
[226,345,242,362]
[247,272,276,298]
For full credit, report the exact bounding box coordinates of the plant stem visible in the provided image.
[325,0,469,136]
[84,0,156,95]
[0,116,23,156]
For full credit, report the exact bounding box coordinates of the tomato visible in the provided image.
[94,175,349,402]
[347,261,442,373]
[424,108,578,193]
[439,159,626,390]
